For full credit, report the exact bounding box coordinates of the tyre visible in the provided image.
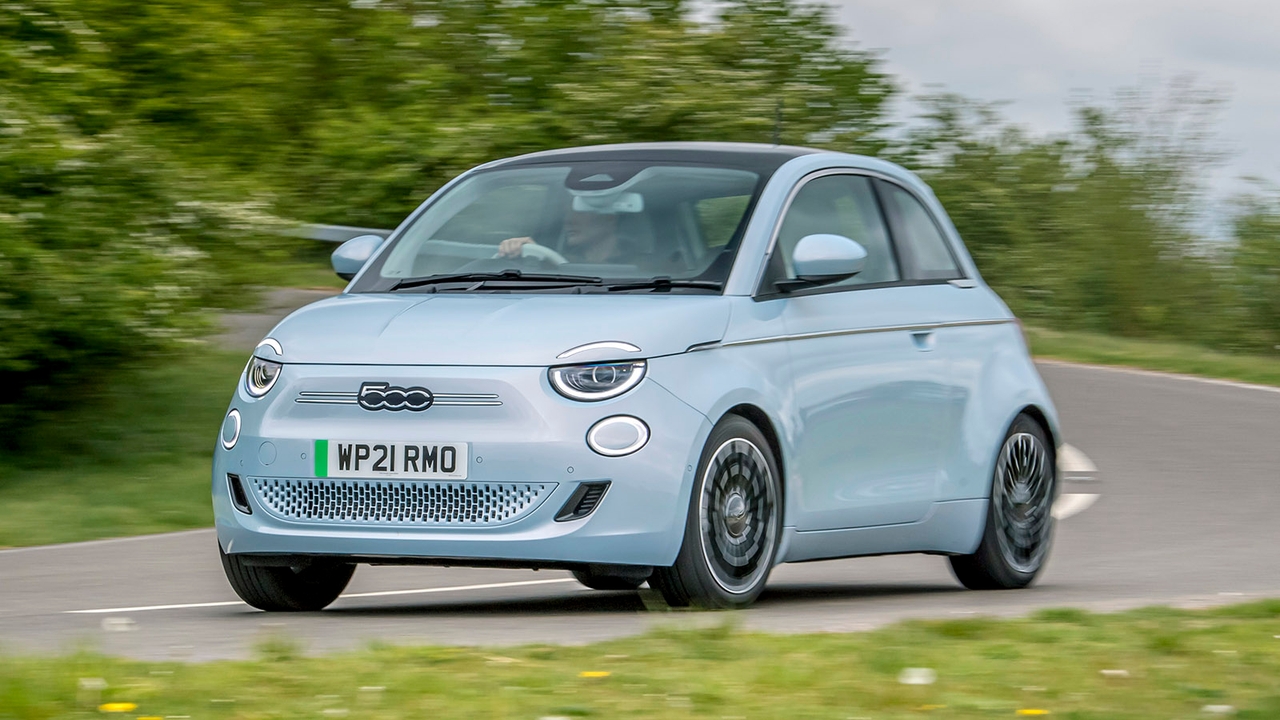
[650,415,782,608]
[950,413,1057,590]
[219,545,355,611]
[571,564,652,591]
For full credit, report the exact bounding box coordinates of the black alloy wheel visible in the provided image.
[950,413,1056,590]
[650,415,782,608]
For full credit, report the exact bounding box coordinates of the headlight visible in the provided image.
[549,361,646,402]
[245,356,282,397]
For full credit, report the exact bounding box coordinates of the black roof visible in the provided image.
[492,142,820,174]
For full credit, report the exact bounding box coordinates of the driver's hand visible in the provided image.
[497,236,536,258]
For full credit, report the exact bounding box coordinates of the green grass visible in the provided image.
[3,602,1280,718]
[0,351,246,548]
[1027,326,1280,388]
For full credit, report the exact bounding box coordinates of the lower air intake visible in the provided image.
[250,478,553,527]
[555,481,611,522]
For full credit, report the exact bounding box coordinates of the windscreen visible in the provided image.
[348,161,763,293]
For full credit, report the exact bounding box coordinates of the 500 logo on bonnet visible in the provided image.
[358,382,434,412]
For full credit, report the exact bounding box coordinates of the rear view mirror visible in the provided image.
[331,234,384,281]
[572,192,644,214]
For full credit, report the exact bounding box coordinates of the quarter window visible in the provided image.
[767,174,898,291]
[876,182,962,281]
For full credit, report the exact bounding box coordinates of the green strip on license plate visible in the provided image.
[314,439,328,478]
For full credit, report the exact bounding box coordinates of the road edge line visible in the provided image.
[1036,359,1280,395]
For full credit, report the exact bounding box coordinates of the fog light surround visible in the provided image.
[221,409,242,450]
[586,415,650,457]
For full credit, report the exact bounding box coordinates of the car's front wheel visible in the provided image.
[650,415,782,608]
[949,413,1057,589]
[219,545,355,611]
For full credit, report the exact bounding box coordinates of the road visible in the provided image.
[2,361,1278,660]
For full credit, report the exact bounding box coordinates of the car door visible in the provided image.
[760,172,953,530]
[874,179,995,503]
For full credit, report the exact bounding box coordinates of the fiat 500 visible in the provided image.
[214,142,1062,610]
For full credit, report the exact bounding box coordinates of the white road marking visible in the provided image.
[64,577,577,615]
[67,600,246,614]
[1058,443,1098,479]
[0,528,215,555]
[1053,493,1100,520]
[1038,359,1280,395]
[1053,444,1100,520]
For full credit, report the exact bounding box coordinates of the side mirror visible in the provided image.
[331,234,385,281]
[784,234,867,289]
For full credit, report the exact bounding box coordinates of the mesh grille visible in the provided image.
[250,477,553,526]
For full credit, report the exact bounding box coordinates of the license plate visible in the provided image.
[314,440,469,479]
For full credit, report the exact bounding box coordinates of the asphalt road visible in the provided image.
[2,361,1278,660]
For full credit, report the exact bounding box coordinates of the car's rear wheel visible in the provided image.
[571,564,652,591]
[950,413,1056,590]
[219,545,355,611]
[650,415,782,609]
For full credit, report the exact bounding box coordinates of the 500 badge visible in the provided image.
[314,440,469,479]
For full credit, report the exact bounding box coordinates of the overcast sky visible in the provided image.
[831,0,1280,197]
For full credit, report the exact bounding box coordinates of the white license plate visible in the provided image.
[314,440,468,479]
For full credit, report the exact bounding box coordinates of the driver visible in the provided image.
[496,209,620,264]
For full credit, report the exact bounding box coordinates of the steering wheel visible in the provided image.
[491,241,568,266]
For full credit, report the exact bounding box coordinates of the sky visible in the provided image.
[831,0,1280,199]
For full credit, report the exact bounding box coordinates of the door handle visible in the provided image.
[910,330,936,352]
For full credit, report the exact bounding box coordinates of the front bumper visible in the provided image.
[214,363,711,567]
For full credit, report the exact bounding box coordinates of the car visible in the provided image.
[213,142,1062,611]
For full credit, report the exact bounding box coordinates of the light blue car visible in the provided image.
[214,142,1061,610]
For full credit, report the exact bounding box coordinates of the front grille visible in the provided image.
[250,478,554,526]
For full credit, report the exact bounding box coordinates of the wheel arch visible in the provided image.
[1017,403,1059,452]
[1014,404,1060,504]
[721,399,788,535]
[722,403,787,505]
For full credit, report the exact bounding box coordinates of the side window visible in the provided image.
[767,174,898,291]
[876,181,962,281]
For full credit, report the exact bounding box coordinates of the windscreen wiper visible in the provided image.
[603,276,723,293]
[390,270,604,291]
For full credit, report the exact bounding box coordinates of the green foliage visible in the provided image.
[888,87,1275,354]
[0,0,896,439]
[1232,194,1280,351]
[0,2,300,436]
[1027,326,1280,388]
[1,0,1277,448]
[41,0,893,227]
[0,349,245,546]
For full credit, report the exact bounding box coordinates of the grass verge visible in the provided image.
[1027,326,1280,388]
[0,351,246,548]
[2,602,1279,718]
